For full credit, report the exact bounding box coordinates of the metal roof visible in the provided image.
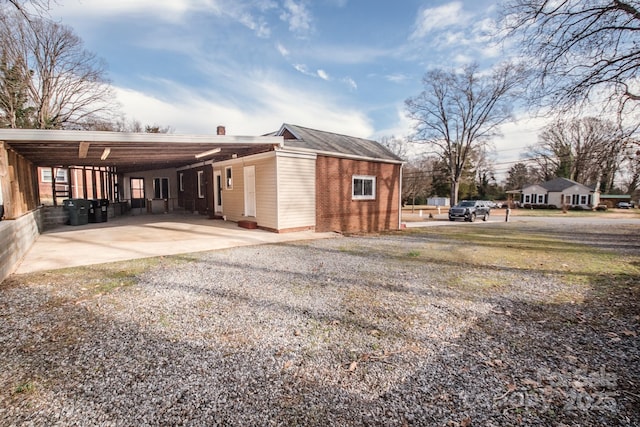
[0,129,282,173]
[277,124,403,163]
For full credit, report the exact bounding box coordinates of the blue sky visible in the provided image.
[48,0,544,174]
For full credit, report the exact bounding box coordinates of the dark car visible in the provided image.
[448,200,491,222]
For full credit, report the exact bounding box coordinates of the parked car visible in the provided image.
[448,200,490,222]
[617,201,633,209]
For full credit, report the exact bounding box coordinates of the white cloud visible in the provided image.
[453,53,473,64]
[276,43,290,57]
[112,71,373,138]
[370,106,416,149]
[52,0,213,22]
[386,73,409,84]
[410,2,469,40]
[52,0,275,38]
[293,63,315,77]
[317,69,330,80]
[280,0,313,37]
[342,77,357,91]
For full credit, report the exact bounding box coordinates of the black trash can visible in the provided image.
[88,199,99,223]
[97,199,109,222]
[63,199,89,226]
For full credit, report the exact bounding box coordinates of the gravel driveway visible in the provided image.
[1,222,638,426]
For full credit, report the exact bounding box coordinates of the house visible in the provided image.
[518,177,600,209]
[176,124,403,233]
[0,123,403,282]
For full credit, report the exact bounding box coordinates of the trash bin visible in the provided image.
[97,198,109,222]
[63,199,89,226]
[88,199,98,223]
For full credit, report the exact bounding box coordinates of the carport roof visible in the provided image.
[0,129,283,173]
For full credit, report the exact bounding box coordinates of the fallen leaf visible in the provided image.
[622,329,637,337]
[461,416,472,427]
[283,360,293,370]
[348,361,358,372]
[522,378,539,387]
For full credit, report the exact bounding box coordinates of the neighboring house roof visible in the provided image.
[522,177,598,193]
[276,123,403,163]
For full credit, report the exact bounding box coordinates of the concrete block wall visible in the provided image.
[41,206,68,230]
[315,155,401,233]
[0,208,43,283]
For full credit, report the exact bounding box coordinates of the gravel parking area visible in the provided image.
[1,222,639,426]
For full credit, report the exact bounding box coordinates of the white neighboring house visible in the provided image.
[520,177,600,209]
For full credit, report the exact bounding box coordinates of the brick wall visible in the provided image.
[315,156,401,233]
[178,166,212,215]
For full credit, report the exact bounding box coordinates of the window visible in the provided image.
[179,173,184,191]
[352,175,376,200]
[225,166,232,189]
[153,177,169,199]
[130,178,145,199]
[197,171,205,199]
[524,194,530,203]
[537,194,545,204]
[41,168,68,183]
[580,195,587,205]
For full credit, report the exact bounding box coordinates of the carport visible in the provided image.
[0,127,283,219]
[0,128,283,282]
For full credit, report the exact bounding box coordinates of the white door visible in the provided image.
[243,166,256,217]
[214,170,223,214]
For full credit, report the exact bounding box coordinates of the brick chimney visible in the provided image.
[217,125,226,135]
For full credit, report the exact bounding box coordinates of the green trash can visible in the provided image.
[63,199,90,226]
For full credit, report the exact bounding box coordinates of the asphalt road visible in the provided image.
[403,212,640,227]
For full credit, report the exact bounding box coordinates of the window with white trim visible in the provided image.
[524,194,530,203]
[41,168,68,183]
[197,171,205,199]
[537,194,544,204]
[352,175,376,200]
[225,166,232,189]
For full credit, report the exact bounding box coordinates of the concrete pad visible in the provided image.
[15,214,338,274]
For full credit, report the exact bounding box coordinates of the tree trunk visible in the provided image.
[450,180,460,206]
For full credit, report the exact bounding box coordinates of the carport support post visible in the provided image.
[505,207,511,222]
[0,142,12,218]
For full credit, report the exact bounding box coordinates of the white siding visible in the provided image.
[213,154,278,229]
[254,157,277,229]
[276,152,316,230]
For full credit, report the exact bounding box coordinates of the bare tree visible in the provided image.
[526,117,627,191]
[0,12,116,129]
[405,62,525,205]
[378,135,409,161]
[501,0,640,130]
[2,0,49,17]
[471,146,498,199]
[621,144,640,194]
[402,156,435,208]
